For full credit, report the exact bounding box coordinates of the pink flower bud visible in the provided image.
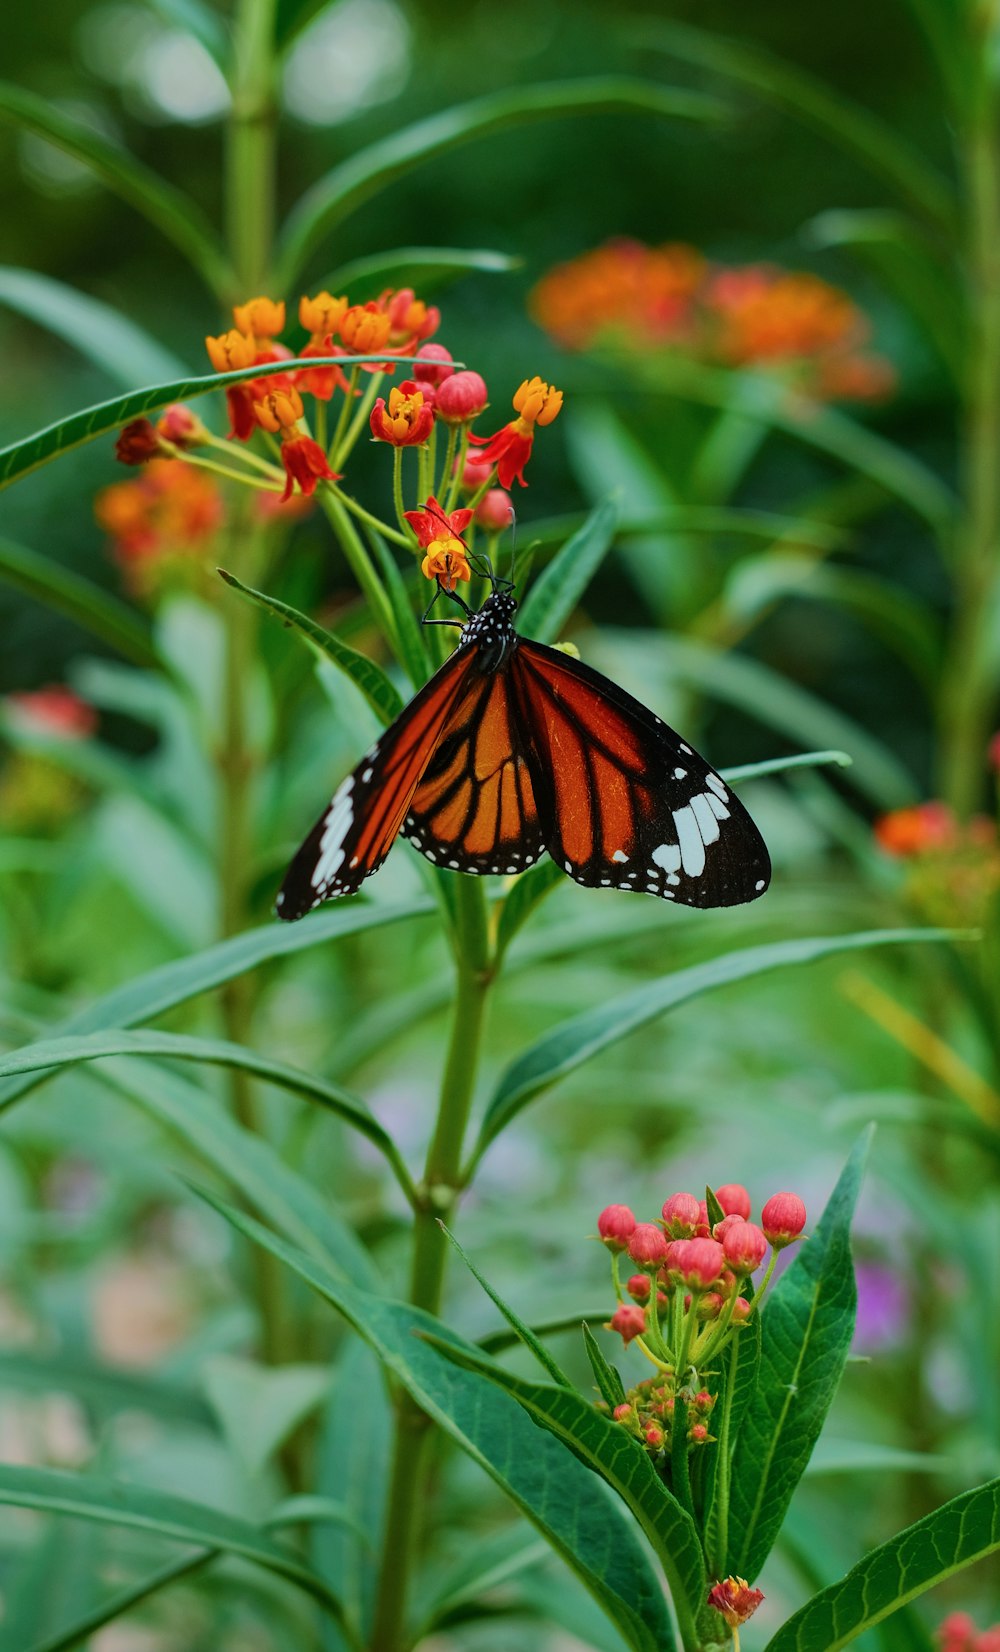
[156,403,207,447]
[722,1220,768,1275]
[695,1200,711,1238]
[693,1390,715,1412]
[411,378,438,407]
[627,1222,670,1268]
[457,450,494,489]
[626,1273,651,1303]
[661,1191,700,1236]
[673,1238,725,1289]
[689,1422,709,1443]
[715,1183,752,1219]
[435,370,488,423]
[597,1204,636,1250]
[612,1402,633,1422]
[411,342,454,385]
[644,1423,665,1449]
[607,1303,646,1344]
[474,488,513,532]
[732,1296,752,1323]
[712,1213,744,1243]
[697,1290,725,1321]
[761,1192,807,1247]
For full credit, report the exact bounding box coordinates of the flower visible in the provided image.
[95,459,224,594]
[469,376,563,488]
[232,295,285,338]
[670,1237,725,1289]
[115,419,166,465]
[205,327,295,439]
[721,1220,768,1275]
[278,435,339,502]
[6,686,96,739]
[875,801,958,857]
[661,1192,701,1237]
[205,327,257,373]
[409,342,454,385]
[369,380,434,446]
[156,404,208,449]
[714,1183,752,1219]
[299,291,348,339]
[627,1222,670,1268]
[297,338,354,401]
[606,1304,646,1345]
[404,495,474,590]
[707,1577,764,1628]
[339,301,393,366]
[596,1204,636,1250]
[474,489,513,532]
[532,238,705,349]
[761,1192,807,1247]
[435,371,488,423]
[253,386,306,433]
[385,287,440,350]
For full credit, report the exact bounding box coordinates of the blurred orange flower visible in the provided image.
[95,458,224,594]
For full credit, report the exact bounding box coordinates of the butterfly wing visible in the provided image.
[403,667,545,875]
[275,646,478,919]
[511,638,770,907]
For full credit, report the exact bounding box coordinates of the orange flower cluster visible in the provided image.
[532,238,894,401]
[875,801,1000,927]
[95,459,224,595]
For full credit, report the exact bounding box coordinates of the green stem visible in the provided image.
[330,486,412,548]
[225,0,278,298]
[370,876,493,1652]
[392,444,408,534]
[330,366,362,462]
[336,371,384,468]
[318,488,401,655]
[939,30,1000,815]
[705,1334,741,1574]
[436,422,459,503]
[670,1395,694,1518]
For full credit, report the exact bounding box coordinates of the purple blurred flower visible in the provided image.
[853,1259,910,1352]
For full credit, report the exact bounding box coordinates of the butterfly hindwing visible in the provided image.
[275,647,477,918]
[403,666,545,875]
[511,638,771,908]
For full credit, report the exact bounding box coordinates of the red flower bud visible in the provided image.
[597,1204,636,1250]
[697,1290,725,1321]
[689,1422,709,1443]
[474,488,513,532]
[695,1200,712,1238]
[715,1182,752,1219]
[156,403,208,448]
[411,342,455,385]
[612,1402,633,1422]
[732,1296,752,1323]
[761,1192,807,1247]
[722,1220,769,1274]
[435,370,488,423]
[457,451,495,490]
[607,1304,646,1344]
[712,1213,744,1243]
[626,1273,651,1303]
[627,1223,670,1268]
[644,1423,664,1449]
[670,1238,725,1289]
[989,732,1000,774]
[661,1191,700,1236]
[115,418,164,465]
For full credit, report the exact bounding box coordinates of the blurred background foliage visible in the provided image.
[1,1,1000,1650]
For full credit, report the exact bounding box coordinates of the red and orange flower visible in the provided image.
[404,495,473,590]
[469,376,563,488]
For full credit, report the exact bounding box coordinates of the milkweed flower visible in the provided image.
[874,801,957,857]
[232,295,285,339]
[115,419,167,465]
[297,292,353,400]
[205,325,295,440]
[339,301,393,368]
[369,380,434,446]
[405,495,473,590]
[707,1577,764,1629]
[435,371,488,424]
[252,385,340,502]
[474,489,513,532]
[95,459,224,594]
[385,287,440,351]
[469,376,563,488]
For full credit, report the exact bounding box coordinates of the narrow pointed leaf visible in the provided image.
[196,1193,679,1652]
[440,1224,572,1385]
[635,22,955,233]
[494,861,566,960]
[703,1311,761,1575]
[721,749,852,783]
[0,84,233,294]
[218,568,404,725]
[275,80,725,285]
[322,245,520,297]
[473,933,957,1159]
[0,1028,415,1200]
[519,495,620,643]
[0,535,157,666]
[0,1463,345,1616]
[729,1130,872,1581]
[365,527,431,688]
[0,355,436,491]
[582,1324,626,1410]
[764,1477,1000,1652]
[0,897,433,1114]
[0,267,186,386]
[24,1550,213,1652]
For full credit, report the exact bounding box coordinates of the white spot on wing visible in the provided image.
[689,792,721,846]
[706,793,731,820]
[612,849,629,864]
[651,842,682,874]
[673,767,687,780]
[706,771,727,800]
[672,806,706,877]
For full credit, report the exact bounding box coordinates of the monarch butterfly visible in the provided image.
[275,568,770,920]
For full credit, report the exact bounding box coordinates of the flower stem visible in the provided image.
[225,0,277,297]
[318,488,401,656]
[370,875,493,1652]
[392,445,408,534]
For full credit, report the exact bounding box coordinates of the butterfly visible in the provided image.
[275,570,770,921]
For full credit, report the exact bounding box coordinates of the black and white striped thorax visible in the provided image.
[458,591,519,674]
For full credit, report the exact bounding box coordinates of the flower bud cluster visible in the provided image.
[937,1614,1000,1652]
[597,1182,806,1440]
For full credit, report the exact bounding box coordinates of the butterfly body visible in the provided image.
[275,590,770,920]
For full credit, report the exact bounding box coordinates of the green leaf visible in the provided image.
[440,1224,572,1386]
[0,355,410,491]
[0,897,433,1115]
[104,1059,380,1291]
[582,1323,627,1411]
[0,1028,416,1201]
[0,1349,213,1426]
[0,85,233,295]
[321,245,521,298]
[365,527,431,689]
[314,1339,390,1648]
[703,1311,761,1576]
[518,495,621,644]
[275,80,725,286]
[0,1463,345,1617]
[196,1194,680,1652]
[422,1332,705,1647]
[21,1550,212,1652]
[218,568,404,726]
[729,1129,872,1581]
[472,933,957,1161]
[721,749,852,783]
[635,21,956,234]
[202,1356,332,1479]
[494,861,567,962]
[0,267,187,386]
[0,535,157,666]
[652,633,917,806]
[764,1477,1000,1652]
[479,1310,613,1357]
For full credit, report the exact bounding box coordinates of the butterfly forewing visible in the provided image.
[403,668,545,875]
[511,639,771,907]
[275,646,477,918]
